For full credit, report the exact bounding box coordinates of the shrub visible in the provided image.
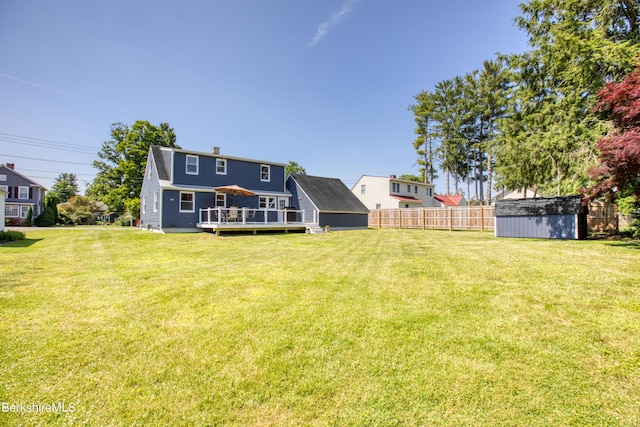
[25,206,33,227]
[35,206,56,227]
[0,230,25,241]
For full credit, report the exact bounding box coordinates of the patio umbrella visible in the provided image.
[214,184,256,205]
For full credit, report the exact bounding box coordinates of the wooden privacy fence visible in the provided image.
[369,202,618,233]
[587,202,618,233]
[369,206,495,231]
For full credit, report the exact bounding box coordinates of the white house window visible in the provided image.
[375,203,382,209]
[260,164,270,181]
[0,185,7,193]
[259,196,276,209]
[142,196,146,214]
[361,184,366,195]
[216,159,227,174]
[5,205,19,217]
[20,206,30,218]
[153,191,159,212]
[414,186,418,193]
[18,186,29,199]
[0,174,6,181]
[180,192,195,212]
[186,155,199,175]
[407,184,411,192]
[215,194,226,207]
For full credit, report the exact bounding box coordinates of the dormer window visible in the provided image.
[186,155,199,175]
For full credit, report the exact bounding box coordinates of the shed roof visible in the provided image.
[391,195,423,203]
[290,174,369,213]
[495,195,586,217]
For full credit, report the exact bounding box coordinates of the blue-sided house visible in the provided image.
[140,146,371,234]
[1,163,47,226]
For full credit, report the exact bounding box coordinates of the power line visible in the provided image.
[0,153,93,166]
[18,168,95,177]
[0,134,97,155]
[0,132,100,151]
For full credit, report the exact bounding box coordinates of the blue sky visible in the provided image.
[0,0,529,194]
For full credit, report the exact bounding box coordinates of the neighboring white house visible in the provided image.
[351,175,436,210]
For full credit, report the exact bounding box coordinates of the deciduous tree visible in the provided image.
[86,121,180,215]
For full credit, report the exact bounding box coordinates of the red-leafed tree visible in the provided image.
[587,63,640,201]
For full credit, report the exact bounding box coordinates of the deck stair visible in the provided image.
[306,224,325,234]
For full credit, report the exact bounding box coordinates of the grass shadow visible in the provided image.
[605,241,640,250]
[0,238,43,248]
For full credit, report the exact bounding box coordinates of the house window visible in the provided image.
[18,186,29,199]
[153,191,159,212]
[407,184,411,192]
[279,199,286,210]
[142,196,146,214]
[361,184,366,195]
[414,186,418,194]
[186,155,199,175]
[375,203,382,210]
[391,182,399,193]
[0,185,7,193]
[5,205,18,217]
[427,188,432,197]
[260,164,270,181]
[179,192,195,212]
[20,206,30,218]
[0,174,6,181]
[215,193,226,207]
[259,196,276,209]
[216,159,227,174]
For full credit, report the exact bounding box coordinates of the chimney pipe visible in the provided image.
[6,163,15,170]
[212,147,220,155]
[390,174,396,179]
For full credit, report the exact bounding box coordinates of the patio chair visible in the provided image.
[227,206,239,222]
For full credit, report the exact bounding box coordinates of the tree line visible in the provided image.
[409,0,639,206]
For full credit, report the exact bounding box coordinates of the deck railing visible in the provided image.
[199,207,311,225]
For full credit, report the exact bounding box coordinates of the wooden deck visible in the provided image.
[197,207,319,235]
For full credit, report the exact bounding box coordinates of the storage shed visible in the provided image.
[495,195,588,239]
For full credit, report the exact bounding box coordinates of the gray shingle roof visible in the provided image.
[290,173,369,213]
[150,145,171,181]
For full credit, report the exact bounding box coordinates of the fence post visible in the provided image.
[398,209,402,229]
[449,208,453,231]
[480,206,484,232]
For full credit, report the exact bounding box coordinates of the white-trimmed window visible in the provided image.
[142,196,146,214]
[20,206,30,218]
[216,159,227,175]
[180,192,195,212]
[186,155,199,175]
[0,185,7,193]
[5,205,19,217]
[361,184,366,195]
[153,191,159,212]
[259,196,276,209]
[0,174,6,181]
[215,194,226,207]
[260,164,270,181]
[18,186,29,199]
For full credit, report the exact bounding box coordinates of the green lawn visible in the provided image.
[1,227,639,426]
